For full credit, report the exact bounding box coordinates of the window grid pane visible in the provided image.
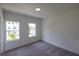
[28,23,36,37]
[6,21,20,41]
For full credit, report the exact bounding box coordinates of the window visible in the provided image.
[28,23,36,37]
[6,21,20,41]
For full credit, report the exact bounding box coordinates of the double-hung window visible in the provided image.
[6,21,20,41]
[28,23,36,37]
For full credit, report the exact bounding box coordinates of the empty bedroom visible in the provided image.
[0,3,79,56]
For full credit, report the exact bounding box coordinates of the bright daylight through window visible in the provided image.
[6,21,20,41]
[28,23,36,37]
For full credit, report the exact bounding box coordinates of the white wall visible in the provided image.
[3,10,42,51]
[0,3,42,53]
[43,7,79,54]
[0,7,1,53]
[0,6,4,53]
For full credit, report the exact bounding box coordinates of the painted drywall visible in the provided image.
[0,3,43,53]
[1,3,48,18]
[43,7,79,54]
[0,7,1,52]
[3,10,42,51]
[0,6,5,53]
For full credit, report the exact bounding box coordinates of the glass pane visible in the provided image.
[32,29,36,36]
[6,22,19,31]
[28,23,36,37]
[6,22,13,30]
[6,31,16,41]
[6,21,20,41]
[29,23,36,27]
[13,31,19,39]
[13,22,19,30]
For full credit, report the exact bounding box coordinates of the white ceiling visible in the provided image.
[0,3,79,18]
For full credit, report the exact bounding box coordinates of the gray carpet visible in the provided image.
[1,41,79,56]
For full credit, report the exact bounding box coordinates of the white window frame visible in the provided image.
[6,21,20,42]
[28,23,36,37]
